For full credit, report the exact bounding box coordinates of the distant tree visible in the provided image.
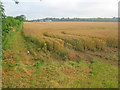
[12,0,42,4]
[13,0,19,4]
[15,15,26,22]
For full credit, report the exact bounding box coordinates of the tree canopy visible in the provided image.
[13,0,19,4]
[15,15,26,22]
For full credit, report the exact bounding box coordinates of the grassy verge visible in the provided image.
[3,23,23,50]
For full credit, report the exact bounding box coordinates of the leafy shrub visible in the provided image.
[2,16,21,41]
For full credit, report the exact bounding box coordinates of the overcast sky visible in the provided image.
[2,0,119,20]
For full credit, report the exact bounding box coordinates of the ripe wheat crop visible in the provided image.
[23,22,118,51]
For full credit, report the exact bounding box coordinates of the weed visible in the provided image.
[105,56,111,60]
[55,49,68,57]
[90,58,98,64]
[8,63,16,71]
[63,56,68,61]
[69,61,80,67]
[34,61,42,69]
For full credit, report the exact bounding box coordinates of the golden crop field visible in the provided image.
[23,22,118,51]
[3,22,118,88]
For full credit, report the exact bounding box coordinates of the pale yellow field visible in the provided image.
[23,22,118,51]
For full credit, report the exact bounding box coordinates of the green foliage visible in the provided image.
[63,56,68,60]
[2,16,21,41]
[55,49,68,61]
[0,2,5,18]
[34,61,42,69]
[105,56,111,60]
[90,58,98,64]
[6,16,19,27]
[2,23,22,50]
[22,35,48,54]
[1,2,23,41]
[89,58,118,88]
[1,1,24,41]
[69,61,80,67]
[56,49,68,57]
[15,15,26,22]
[2,31,15,50]
[8,63,16,71]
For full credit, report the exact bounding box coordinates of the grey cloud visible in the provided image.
[3,0,118,19]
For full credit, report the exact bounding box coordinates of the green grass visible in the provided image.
[2,31,15,50]
[3,23,23,51]
[89,58,118,88]
[3,52,118,88]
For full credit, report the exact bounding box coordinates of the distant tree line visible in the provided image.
[27,17,118,22]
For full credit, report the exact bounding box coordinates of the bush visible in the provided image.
[2,16,21,41]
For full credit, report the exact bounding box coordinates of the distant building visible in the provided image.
[44,20,52,22]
